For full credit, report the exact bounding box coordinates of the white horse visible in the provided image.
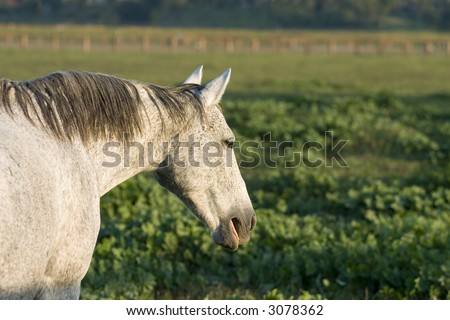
[0,66,256,299]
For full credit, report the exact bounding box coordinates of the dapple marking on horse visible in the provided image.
[0,66,256,299]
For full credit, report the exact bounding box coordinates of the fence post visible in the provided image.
[403,41,412,55]
[20,34,29,50]
[377,41,385,54]
[82,35,91,53]
[251,38,260,53]
[196,37,207,52]
[225,37,234,53]
[51,36,60,52]
[271,39,280,53]
[425,42,434,54]
[327,40,337,54]
[346,40,355,54]
[141,35,150,52]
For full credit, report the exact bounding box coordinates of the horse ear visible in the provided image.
[199,68,231,106]
[183,65,203,85]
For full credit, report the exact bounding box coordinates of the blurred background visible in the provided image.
[1,0,450,29]
[0,0,448,299]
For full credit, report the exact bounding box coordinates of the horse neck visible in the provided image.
[85,86,198,196]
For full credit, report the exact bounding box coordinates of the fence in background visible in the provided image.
[0,33,449,55]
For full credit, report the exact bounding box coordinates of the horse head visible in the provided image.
[153,67,256,251]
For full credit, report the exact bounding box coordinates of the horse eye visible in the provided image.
[224,139,235,148]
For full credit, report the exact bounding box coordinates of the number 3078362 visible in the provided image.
[268,304,324,316]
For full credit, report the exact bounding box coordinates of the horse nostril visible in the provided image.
[250,214,256,231]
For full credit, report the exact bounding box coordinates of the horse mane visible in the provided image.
[0,71,203,143]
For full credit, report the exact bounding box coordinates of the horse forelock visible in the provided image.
[0,71,203,144]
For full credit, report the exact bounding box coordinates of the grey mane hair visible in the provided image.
[0,71,204,144]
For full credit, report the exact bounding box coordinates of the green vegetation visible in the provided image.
[2,0,450,30]
[1,43,449,299]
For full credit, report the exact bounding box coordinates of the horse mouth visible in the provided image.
[230,217,240,244]
[211,216,254,251]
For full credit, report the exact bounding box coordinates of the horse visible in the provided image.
[0,66,256,299]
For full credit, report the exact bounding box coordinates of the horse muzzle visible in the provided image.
[212,212,257,251]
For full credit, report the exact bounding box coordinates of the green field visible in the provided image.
[1,43,449,299]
